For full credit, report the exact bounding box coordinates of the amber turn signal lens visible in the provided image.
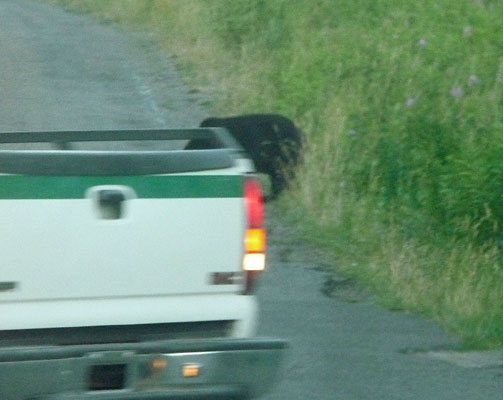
[245,229,266,252]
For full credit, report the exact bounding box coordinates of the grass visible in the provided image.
[48,0,503,348]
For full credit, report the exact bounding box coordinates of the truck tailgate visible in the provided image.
[0,174,246,301]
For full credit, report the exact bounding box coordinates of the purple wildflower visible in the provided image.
[450,86,464,99]
[468,74,480,86]
[405,97,416,107]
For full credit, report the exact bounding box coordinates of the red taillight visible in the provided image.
[243,178,266,294]
[244,179,264,228]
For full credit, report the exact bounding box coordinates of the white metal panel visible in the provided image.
[0,294,258,337]
[0,197,246,301]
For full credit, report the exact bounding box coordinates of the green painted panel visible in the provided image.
[0,175,243,199]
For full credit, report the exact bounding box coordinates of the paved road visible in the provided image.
[1,1,502,399]
[259,215,503,399]
[0,0,205,132]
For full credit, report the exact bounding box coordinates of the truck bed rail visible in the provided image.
[0,129,240,147]
[0,129,246,175]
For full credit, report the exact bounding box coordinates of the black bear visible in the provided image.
[194,114,302,198]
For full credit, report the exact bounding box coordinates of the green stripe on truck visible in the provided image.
[0,175,243,199]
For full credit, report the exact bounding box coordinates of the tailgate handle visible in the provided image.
[97,189,127,220]
[98,189,126,206]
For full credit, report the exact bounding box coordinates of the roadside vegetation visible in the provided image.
[50,0,503,348]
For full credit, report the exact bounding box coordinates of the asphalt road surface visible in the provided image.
[1,1,502,399]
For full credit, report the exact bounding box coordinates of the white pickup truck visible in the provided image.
[0,129,286,400]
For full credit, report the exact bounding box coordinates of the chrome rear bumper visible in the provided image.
[0,338,287,400]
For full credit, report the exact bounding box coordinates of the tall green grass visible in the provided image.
[50,0,503,347]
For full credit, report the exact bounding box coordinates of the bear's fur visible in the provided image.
[194,114,302,198]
